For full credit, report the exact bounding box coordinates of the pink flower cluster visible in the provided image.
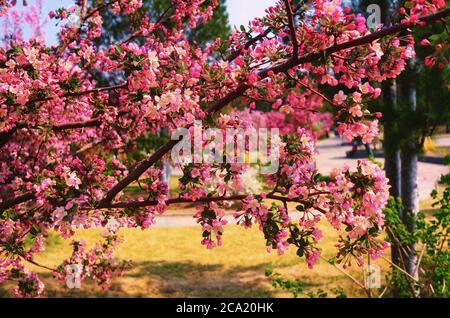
[0,259,44,298]
[237,195,291,256]
[195,203,228,249]
[54,232,131,291]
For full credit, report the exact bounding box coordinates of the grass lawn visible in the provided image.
[3,177,441,298]
[0,220,391,298]
[1,173,442,298]
[425,146,450,157]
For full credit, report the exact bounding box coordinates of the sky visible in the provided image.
[4,0,279,46]
[226,0,277,30]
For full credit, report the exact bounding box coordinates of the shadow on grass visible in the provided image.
[1,260,292,298]
[127,260,276,297]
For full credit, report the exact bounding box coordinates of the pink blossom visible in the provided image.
[333,90,347,105]
[349,105,363,117]
[247,72,259,86]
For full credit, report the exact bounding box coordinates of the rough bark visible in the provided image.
[382,79,402,270]
[400,144,419,277]
[383,79,402,199]
[400,59,419,279]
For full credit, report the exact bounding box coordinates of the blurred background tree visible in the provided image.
[93,0,230,48]
[91,0,230,86]
[355,0,450,296]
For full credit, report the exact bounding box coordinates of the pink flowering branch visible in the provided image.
[0,82,128,148]
[1,8,449,213]
[99,193,326,214]
[55,0,120,56]
[122,5,172,44]
[98,8,450,207]
[286,72,333,104]
[0,192,35,212]
[1,118,103,150]
[25,82,127,105]
[226,2,305,62]
[226,28,272,62]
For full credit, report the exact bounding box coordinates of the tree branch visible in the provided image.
[26,82,127,105]
[226,28,272,62]
[226,2,304,62]
[52,118,102,131]
[56,0,120,56]
[0,192,35,212]
[99,193,324,213]
[286,72,332,104]
[122,5,172,44]
[0,83,128,148]
[284,0,299,59]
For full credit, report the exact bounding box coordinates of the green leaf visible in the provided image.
[114,44,124,54]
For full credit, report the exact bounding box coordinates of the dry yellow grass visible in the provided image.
[1,176,440,298]
[1,220,390,298]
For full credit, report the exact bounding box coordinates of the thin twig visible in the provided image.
[381,255,420,283]
[284,0,299,59]
[320,255,370,295]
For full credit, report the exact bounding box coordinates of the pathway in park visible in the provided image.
[315,136,448,201]
[155,136,448,227]
[435,135,450,147]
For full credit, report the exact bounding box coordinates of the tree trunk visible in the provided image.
[400,144,419,278]
[383,79,401,199]
[379,4,403,290]
[400,60,419,279]
[382,79,403,270]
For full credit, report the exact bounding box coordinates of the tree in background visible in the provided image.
[94,0,230,48]
[356,0,449,294]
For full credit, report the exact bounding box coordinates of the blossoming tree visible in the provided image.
[0,0,448,297]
